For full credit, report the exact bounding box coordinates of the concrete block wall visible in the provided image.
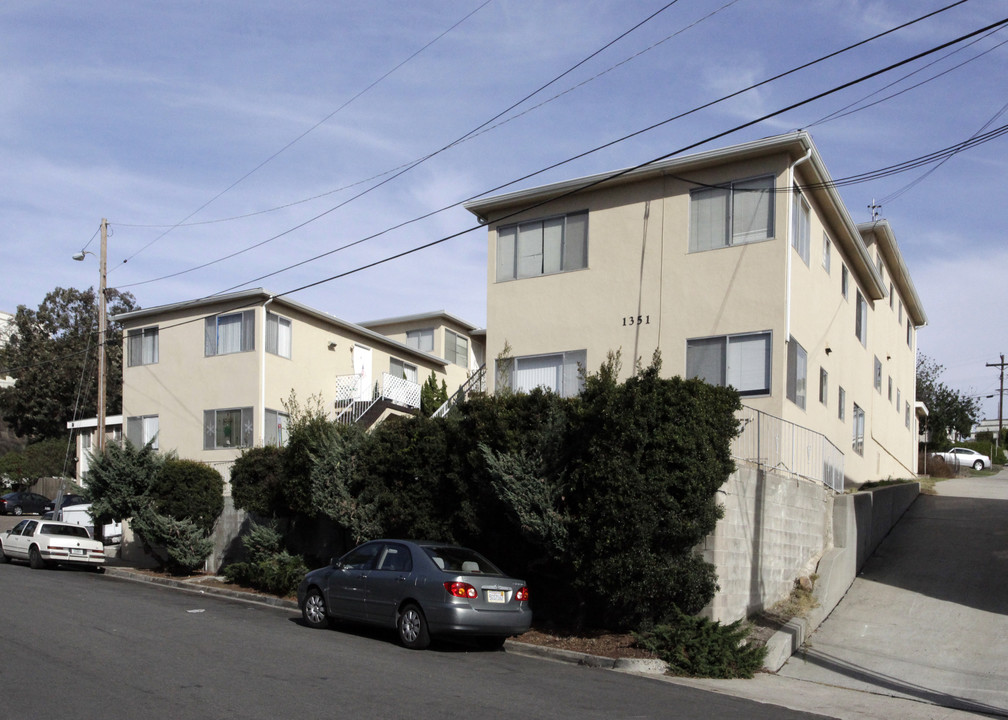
[702,466,834,623]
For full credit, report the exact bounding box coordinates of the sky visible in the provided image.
[1,0,1006,421]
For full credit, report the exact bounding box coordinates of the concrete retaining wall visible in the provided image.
[702,466,833,624]
[761,481,920,671]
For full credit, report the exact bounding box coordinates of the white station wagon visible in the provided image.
[0,519,105,570]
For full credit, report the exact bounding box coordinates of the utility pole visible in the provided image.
[987,353,1006,452]
[97,218,108,453]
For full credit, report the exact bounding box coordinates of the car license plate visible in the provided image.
[70,548,86,556]
[486,590,505,604]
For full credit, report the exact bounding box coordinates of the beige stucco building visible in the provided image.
[465,132,926,487]
[113,289,483,484]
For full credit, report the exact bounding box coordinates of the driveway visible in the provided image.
[778,469,1008,715]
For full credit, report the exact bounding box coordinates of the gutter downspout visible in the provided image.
[260,296,274,445]
[785,148,813,342]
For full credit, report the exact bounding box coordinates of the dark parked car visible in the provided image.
[52,493,88,510]
[297,540,531,650]
[0,491,54,516]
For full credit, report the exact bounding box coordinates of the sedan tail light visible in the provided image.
[444,581,478,599]
[514,586,529,602]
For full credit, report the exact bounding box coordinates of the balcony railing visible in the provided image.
[334,372,421,425]
[731,405,844,492]
[432,365,486,419]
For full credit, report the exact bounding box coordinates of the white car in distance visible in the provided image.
[0,518,105,570]
[934,447,991,471]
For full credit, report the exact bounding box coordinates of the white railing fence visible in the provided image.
[333,372,421,425]
[731,405,845,492]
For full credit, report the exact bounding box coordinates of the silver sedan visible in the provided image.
[297,539,531,650]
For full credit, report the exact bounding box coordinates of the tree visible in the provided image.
[916,354,981,447]
[0,286,138,440]
[420,371,449,417]
[0,437,72,487]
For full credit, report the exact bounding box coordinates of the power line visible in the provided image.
[115,0,686,290]
[116,0,972,294]
[112,0,495,272]
[266,15,1008,304]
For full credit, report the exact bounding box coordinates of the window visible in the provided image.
[126,415,159,450]
[203,407,253,449]
[874,356,882,392]
[686,332,771,396]
[406,328,434,353]
[390,357,418,384]
[792,187,810,266]
[444,329,469,367]
[889,283,894,310]
[905,401,911,428]
[498,349,586,398]
[838,386,846,421]
[786,337,807,410]
[897,388,901,412]
[496,211,588,281]
[689,176,774,252]
[205,310,254,356]
[127,327,159,366]
[819,367,828,406]
[841,265,849,299]
[855,290,868,346]
[898,300,903,325]
[888,376,893,402]
[264,409,290,447]
[852,404,865,456]
[822,233,831,273]
[266,312,291,359]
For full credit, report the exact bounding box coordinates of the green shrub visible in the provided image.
[151,458,224,534]
[634,608,767,678]
[87,439,164,523]
[129,505,214,574]
[222,521,307,596]
[231,446,286,517]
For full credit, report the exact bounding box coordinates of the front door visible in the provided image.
[352,344,372,401]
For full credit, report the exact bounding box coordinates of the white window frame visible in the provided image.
[822,233,831,274]
[496,211,588,281]
[841,265,849,300]
[127,326,159,367]
[203,407,253,450]
[855,290,868,346]
[126,414,159,450]
[390,357,418,384]
[819,367,828,406]
[205,310,255,356]
[874,356,882,393]
[689,175,775,253]
[838,386,846,421]
[498,349,586,399]
[792,186,810,266]
[406,328,434,353]
[444,329,469,367]
[686,331,772,397]
[786,337,807,410]
[266,312,292,359]
[853,403,865,456]
[264,408,290,447]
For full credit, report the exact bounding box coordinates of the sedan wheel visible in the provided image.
[13,506,23,516]
[301,587,330,629]
[398,603,431,650]
[29,545,46,570]
[974,460,984,471]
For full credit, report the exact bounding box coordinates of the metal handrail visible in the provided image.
[432,365,486,418]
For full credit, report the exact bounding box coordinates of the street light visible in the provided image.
[73,219,108,453]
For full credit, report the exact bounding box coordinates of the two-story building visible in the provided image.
[113,289,483,484]
[465,131,926,487]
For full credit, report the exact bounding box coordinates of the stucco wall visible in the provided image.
[702,465,833,623]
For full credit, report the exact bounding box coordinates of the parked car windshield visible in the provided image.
[423,546,503,575]
[41,524,90,538]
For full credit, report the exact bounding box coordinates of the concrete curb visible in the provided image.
[102,564,669,674]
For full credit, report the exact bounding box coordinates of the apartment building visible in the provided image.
[113,289,479,483]
[465,132,926,486]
